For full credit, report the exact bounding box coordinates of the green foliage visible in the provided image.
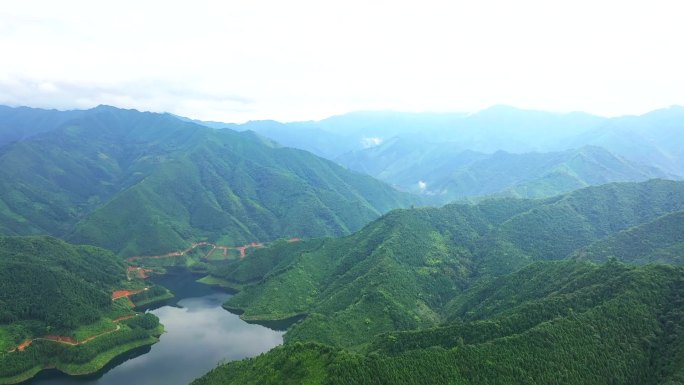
[195,262,684,385]
[0,236,161,382]
[0,236,124,331]
[0,319,160,378]
[191,342,335,385]
[0,106,415,256]
[215,180,684,348]
[124,313,160,330]
[575,210,684,265]
[496,179,684,260]
[129,285,173,307]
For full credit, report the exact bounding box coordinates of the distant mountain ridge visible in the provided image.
[336,139,671,201]
[181,105,684,192]
[186,106,608,159]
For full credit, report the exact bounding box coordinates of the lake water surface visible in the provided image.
[25,272,284,385]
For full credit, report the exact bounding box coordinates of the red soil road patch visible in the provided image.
[126,238,277,263]
[237,246,246,258]
[127,266,153,279]
[112,289,144,300]
[138,268,153,279]
[44,335,77,344]
[287,237,301,243]
[15,339,32,352]
[8,318,131,352]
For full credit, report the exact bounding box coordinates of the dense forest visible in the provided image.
[2,104,684,385]
[0,236,161,382]
[195,261,684,385]
[0,106,415,256]
[191,180,684,384]
[208,179,684,347]
[0,236,123,330]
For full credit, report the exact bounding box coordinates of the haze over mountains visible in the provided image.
[185,104,684,201]
[337,141,669,201]
[204,105,683,170]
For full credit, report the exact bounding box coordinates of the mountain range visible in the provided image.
[184,105,684,202]
[0,105,414,256]
[2,103,684,385]
[336,139,670,201]
[197,105,684,178]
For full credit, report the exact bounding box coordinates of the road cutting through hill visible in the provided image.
[6,314,138,353]
[126,240,276,263]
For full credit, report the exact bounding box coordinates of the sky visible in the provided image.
[1,0,683,122]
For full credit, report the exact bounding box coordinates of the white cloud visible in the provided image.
[1,0,684,122]
[418,181,427,192]
[361,137,383,148]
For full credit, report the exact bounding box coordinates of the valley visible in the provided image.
[22,272,283,385]
[4,1,684,383]
[1,105,684,385]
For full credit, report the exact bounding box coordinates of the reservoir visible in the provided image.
[25,271,284,385]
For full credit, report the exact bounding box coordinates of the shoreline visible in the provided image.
[0,326,163,385]
[2,264,285,385]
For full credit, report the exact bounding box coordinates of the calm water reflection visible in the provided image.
[26,272,284,385]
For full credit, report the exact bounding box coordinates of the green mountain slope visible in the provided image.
[0,106,414,256]
[208,179,684,347]
[573,210,684,265]
[194,261,684,385]
[336,141,670,202]
[0,236,162,383]
[0,106,206,236]
[0,236,124,330]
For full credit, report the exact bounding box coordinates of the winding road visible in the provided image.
[7,315,138,353]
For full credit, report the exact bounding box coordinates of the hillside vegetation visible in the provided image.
[0,236,161,383]
[0,106,414,256]
[205,180,684,348]
[188,180,684,385]
[574,210,684,265]
[194,261,684,385]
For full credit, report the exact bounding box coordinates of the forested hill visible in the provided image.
[0,105,415,256]
[208,179,684,348]
[194,261,684,385]
[195,179,684,385]
[573,210,684,265]
[0,236,124,331]
[0,235,164,382]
